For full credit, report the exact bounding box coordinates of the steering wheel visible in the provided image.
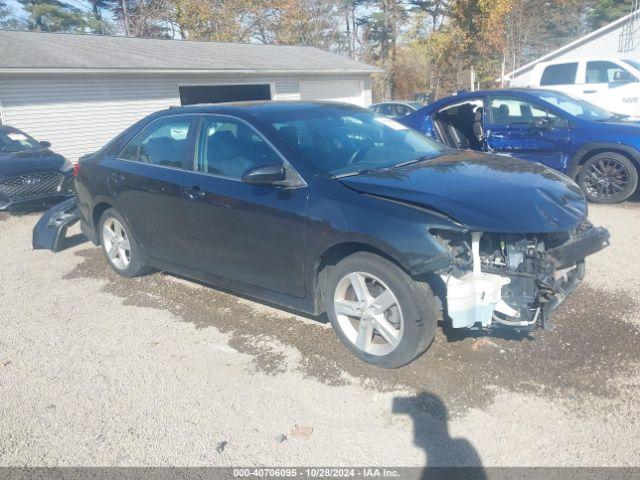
[347,144,375,165]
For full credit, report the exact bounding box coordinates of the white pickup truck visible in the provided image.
[526,57,640,116]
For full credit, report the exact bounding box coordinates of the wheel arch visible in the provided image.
[571,143,640,179]
[91,201,114,245]
[312,241,412,316]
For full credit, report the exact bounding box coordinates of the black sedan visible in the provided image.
[34,102,609,368]
[0,126,74,212]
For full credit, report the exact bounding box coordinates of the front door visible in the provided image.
[485,96,571,172]
[106,114,196,263]
[182,114,308,297]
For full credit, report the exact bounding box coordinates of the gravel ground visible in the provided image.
[0,204,639,467]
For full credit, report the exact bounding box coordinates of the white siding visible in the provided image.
[0,72,373,162]
[274,80,301,101]
[300,78,365,106]
[0,74,179,162]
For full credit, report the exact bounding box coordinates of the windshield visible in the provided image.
[530,90,615,121]
[254,104,448,177]
[406,102,424,110]
[0,128,42,153]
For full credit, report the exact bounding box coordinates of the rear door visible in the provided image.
[105,114,196,264]
[181,114,308,297]
[485,95,571,172]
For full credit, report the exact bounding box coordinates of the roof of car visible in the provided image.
[0,30,381,74]
[163,100,367,115]
[372,101,420,105]
[425,88,554,104]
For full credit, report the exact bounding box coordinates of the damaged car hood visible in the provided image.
[339,152,587,233]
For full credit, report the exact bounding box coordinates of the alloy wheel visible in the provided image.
[102,218,131,271]
[582,157,631,200]
[333,271,404,356]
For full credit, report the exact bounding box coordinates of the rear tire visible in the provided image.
[577,152,638,204]
[324,252,438,368]
[99,208,150,277]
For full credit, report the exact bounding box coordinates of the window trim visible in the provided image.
[191,113,307,187]
[115,114,197,171]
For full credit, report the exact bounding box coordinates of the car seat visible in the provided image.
[146,137,180,166]
[206,131,250,177]
[278,125,299,147]
[492,104,510,125]
[447,124,470,149]
[472,107,484,140]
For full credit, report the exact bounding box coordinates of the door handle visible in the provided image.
[110,172,126,184]
[583,89,597,94]
[184,185,206,201]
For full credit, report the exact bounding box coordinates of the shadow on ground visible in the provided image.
[64,247,640,416]
[394,391,486,477]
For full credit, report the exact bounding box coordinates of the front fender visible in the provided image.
[306,184,462,279]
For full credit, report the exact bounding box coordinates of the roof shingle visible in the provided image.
[0,30,380,73]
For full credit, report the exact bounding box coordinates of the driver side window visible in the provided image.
[488,97,567,128]
[196,116,281,180]
[119,116,192,168]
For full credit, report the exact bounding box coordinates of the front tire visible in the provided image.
[99,208,150,277]
[324,252,438,368]
[577,152,638,204]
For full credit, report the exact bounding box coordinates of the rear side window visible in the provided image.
[119,116,192,168]
[380,104,394,116]
[540,63,578,86]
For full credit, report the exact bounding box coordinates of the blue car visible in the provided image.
[400,89,640,203]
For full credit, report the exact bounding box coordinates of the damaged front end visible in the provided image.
[433,222,610,331]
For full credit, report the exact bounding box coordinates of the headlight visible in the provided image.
[61,159,73,173]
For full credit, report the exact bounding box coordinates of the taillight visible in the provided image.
[72,162,81,177]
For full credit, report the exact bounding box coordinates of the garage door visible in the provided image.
[180,84,271,105]
[299,80,363,106]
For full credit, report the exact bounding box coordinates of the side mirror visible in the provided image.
[241,162,286,185]
[39,140,52,148]
[532,117,551,130]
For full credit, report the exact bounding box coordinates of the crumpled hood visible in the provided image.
[340,152,587,234]
[0,150,66,178]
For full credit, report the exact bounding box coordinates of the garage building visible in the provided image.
[0,30,379,161]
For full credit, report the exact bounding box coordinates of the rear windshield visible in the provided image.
[0,129,42,153]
